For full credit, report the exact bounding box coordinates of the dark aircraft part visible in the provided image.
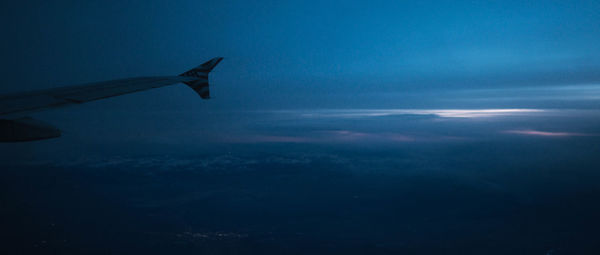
[0,58,223,142]
[0,117,61,142]
[180,57,223,99]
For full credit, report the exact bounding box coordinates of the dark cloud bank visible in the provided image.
[2,112,600,254]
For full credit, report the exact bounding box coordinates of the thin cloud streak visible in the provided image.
[503,130,596,137]
[292,109,546,119]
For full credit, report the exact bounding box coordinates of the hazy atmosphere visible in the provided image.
[1,1,600,254]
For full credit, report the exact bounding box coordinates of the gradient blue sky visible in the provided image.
[2,0,600,109]
[1,0,600,150]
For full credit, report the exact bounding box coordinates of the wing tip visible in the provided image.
[181,57,223,99]
[180,57,224,77]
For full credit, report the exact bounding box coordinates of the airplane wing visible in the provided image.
[0,57,223,142]
[0,57,223,116]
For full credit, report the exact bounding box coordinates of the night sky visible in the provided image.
[1,1,600,254]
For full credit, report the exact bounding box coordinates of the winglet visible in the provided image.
[180,57,224,77]
[180,57,223,99]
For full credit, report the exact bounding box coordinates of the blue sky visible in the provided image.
[2,0,600,108]
[1,0,600,149]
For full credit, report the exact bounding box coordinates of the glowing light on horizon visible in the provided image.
[297,109,546,119]
[426,109,545,118]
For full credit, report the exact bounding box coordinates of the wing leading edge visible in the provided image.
[0,57,223,116]
[0,57,223,142]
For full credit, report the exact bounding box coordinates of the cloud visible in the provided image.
[424,109,545,118]
[287,108,546,119]
[503,129,596,137]
[447,84,600,104]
